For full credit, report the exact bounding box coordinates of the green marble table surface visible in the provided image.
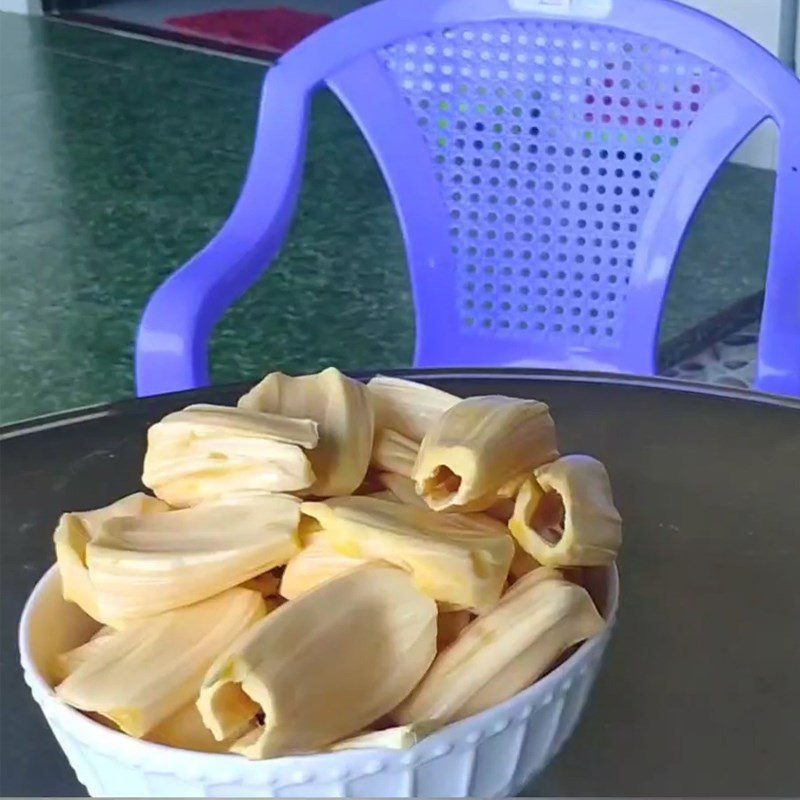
[0,12,774,424]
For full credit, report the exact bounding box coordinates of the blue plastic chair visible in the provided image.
[136,0,800,397]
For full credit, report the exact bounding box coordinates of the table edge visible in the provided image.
[2,368,798,440]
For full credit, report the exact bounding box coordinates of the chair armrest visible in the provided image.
[135,70,310,396]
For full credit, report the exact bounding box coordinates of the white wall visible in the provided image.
[0,0,41,12]
[796,0,800,73]
[679,0,799,170]
[681,0,796,60]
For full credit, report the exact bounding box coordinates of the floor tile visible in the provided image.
[665,322,759,390]
[93,0,369,26]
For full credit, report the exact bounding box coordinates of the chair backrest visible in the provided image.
[266,0,800,389]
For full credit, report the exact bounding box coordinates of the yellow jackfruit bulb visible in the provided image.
[371,428,419,478]
[376,476,509,544]
[301,495,513,611]
[296,513,324,546]
[142,404,319,506]
[238,367,374,496]
[54,492,168,623]
[413,395,559,512]
[377,475,503,540]
[56,624,239,755]
[197,565,437,758]
[329,722,439,752]
[56,624,272,755]
[509,455,622,567]
[56,587,265,738]
[367,376,460,441]
[53,626,116,683]
[394,568,605,726]
[279,538,370,600]
[86,493,301,623]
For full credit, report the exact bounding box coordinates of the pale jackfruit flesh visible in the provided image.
[238,367,374,496]
[86,492,300,623]
[413,395,559,512]
[370,428,419,478]
[329,722,439,751]
[367,376,459,441]
[509,455,622,566]
[48,372,620,761]
[301,495,513,611]
[376,471,428,508]
[56,587,265,737]
[53,626,116,683]
[279,537,370,600]
[56,624,259,754]
[54,492,168,624]
[368,489,402,503]
[197,565,437,758]
[142,404,319,506]
[55,624,236,755]
[146,701,235,754]
[394,568,605,726]
[378,472,512,535]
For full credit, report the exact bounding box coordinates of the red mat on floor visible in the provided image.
[165,7,332,55]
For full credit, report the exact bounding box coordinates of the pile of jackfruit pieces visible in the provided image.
[52,369,621,759]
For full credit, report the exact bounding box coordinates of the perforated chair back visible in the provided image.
[136,0,800,396]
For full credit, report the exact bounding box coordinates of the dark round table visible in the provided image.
[2,370,799,797]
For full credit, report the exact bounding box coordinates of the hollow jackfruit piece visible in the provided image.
[413,395,559,512]
[394,568,605,726]
[86,493,300,623]
[142,404,319,506]
[54,493,169,623]
[197,565,437,759]
[509,455,622,567]
[56,598,278,749]
[301,495,513,611]
[378,473,511,537]
[371,428,419,478]
[145,701,236,754]
[367,376,459,441]
[55,587,265,738]
[238,367,374,497]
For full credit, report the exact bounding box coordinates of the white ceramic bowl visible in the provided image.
[20,564,618,798]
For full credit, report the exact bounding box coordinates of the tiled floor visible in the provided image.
[668,322,759,390]
[0,12,773,424]
[92,0,368,26]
